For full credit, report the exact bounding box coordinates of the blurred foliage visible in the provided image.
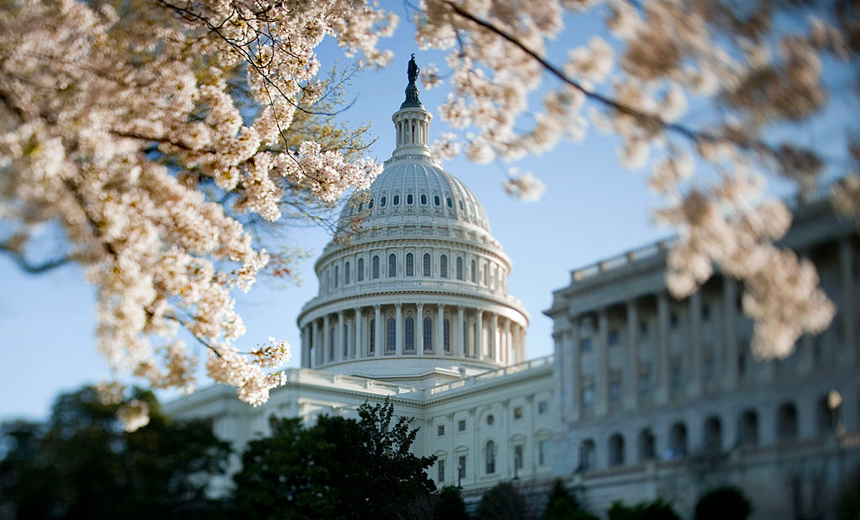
[695,486,752,520]
[543,479,599,520]
[0,386,231,520]
[476,481,528,520]
[606,499,682,520]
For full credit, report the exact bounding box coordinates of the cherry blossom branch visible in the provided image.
[0,242,71,274]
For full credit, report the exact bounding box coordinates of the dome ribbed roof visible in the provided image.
[337,155,491,235]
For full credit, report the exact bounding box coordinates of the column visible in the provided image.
[301,325,310,368]
[506,319,513,365]
[553,328,566,422]
[689,290,703,397]
[323,314,331,364]
[374,305,382,358]
[314,319,322,367]
[416,303,424,356]
[456,306,465,358]
[355,307,363,359]
[723,278,739,387]
[476,310,484,361]
[625,300,639,409]
[840,239,856,365]
[570,319,581,421]
[596,308,609,416]
[395,303,403,356]
[491,313,499,363]
[657,292,670,404]
[470,407,479,481]
[337,311,345,362]
[436,304,445,354]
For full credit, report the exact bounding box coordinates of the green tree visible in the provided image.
[695,487,752,520]
[476,482,528,520]
[232,398,436,520]
[434,485,469,520]
[607,499,682,520]
[0,386,231,520]
[543,480,598,520]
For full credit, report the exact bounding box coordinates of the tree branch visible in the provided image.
[0,242,72,274]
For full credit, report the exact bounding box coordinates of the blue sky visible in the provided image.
[0,7,719,422]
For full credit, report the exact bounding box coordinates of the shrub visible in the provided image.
[695,487,752,520]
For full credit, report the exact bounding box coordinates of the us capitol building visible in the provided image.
[167,61,860,519]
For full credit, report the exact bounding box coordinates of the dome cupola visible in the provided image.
[296,57,529,387]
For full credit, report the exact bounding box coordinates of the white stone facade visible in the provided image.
[545,195,860,519]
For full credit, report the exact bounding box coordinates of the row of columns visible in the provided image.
[300,304,527,369]
[557,239,858,422]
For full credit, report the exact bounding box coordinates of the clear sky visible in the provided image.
[0,8,692,422]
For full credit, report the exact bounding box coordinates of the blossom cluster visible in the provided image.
[0,0,393,419]
[412,0,857,358]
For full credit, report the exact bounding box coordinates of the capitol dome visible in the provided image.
[296,58,529,386]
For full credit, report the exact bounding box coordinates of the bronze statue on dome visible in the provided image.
[407,53,419,84]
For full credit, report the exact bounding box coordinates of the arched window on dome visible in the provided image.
[388,253,397,278]
[380,196,386,207]
[456,257,464,280]
[393,194,400,206]
[334,265,339,288]
[345,262,350,285]
[484,261,490,286]
[459,200,464,210]
[405,317,415,352]
[372,255,380,279]
[471,259,477,283]
[421,194,427,205]
[358,203,363,212]
[407,194,413,205]
[406,253,414,277]
[386,317,396,352]
[423,317,433,352]
[440,255,448,278]
[369,319,375,354]
[446,197,453,208]
[423,253,431,277]
[369,198,374,209]
[434,195,441,206]
[358,258,365,282]
[443,319,451,352]
[485,440,496,474]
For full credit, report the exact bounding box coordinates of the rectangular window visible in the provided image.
[513,407,523,420]
[437,424,445,437]
[443,319,451,352]
[458,419,466,432]
[538,400,549,414]
[438,459,445,482]
[357,258,364,282]
[423,318,433,351]
[580,338,592,352]
[608,330,620,345]
[538,440,549,466]
[458,456,466,479]
[582,385,594,410]
[609,380,621,403]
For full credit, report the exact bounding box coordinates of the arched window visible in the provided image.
[406,253,414,277]
[342,323,348,357]
[393,194,400,206]
[459,200,464,210]
[484,262,490,286]
[405,317,415,351]
[334,265,339,287]
[357,258,365,282]
[345,261,351,284]
[456,257,464,280]
[369,198,374,209]
[443,319,451,352]
[608,433,625,466]
[440,255,448,278]
[471,259,477,282]
[423,317,433,351]
[434,195,441,206]
[407,194,413,205]
[638,428,656,462]
[485,440,496,474]
[446,197,453,208]
[738,409,759,447]
[421,194,427,205]
[703,416,722,454]
[386,317,396,352]
[668,422,687,458]
[423,253,431,277]
[579,439,596,470]
[329,327,336,361]
[388,253,397,278]
[369,319,375,354]
[380,196,386,207]
[777,402,798,441]
[372,255,380,279]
